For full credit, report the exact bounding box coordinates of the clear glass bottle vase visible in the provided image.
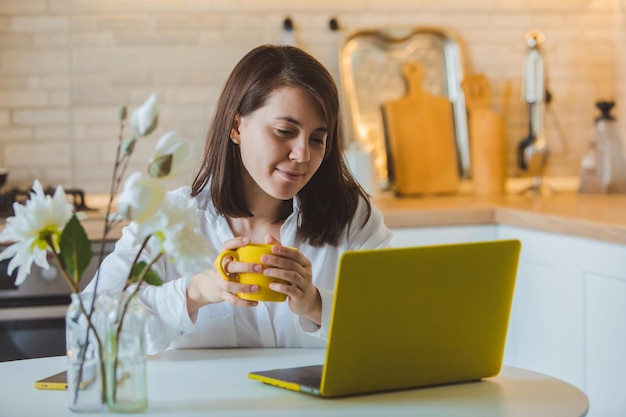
[66,293,106,413]
[98,291,148,413]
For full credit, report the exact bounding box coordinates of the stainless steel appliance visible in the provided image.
[518,30,550,195]
[0,188,112,362]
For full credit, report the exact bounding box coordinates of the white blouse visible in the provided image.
[88,186,393,354]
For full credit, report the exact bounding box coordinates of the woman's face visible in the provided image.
[231,86,328,202]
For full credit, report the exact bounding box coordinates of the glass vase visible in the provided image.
[98,291,148,413]
[66,293,106,413]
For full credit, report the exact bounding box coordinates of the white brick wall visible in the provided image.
[0,0,621,192]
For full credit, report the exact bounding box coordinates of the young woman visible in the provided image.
[96,44,392,353]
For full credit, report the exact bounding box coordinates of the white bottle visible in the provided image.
[598,101,626,193]
[579,120,603,194]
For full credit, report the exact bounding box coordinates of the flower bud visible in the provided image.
[148,154,173,178]
[116,172,165,223]
[131,94,159,137]
[122,136,136,156]
[149,131,193,180]
[117,106,127,121]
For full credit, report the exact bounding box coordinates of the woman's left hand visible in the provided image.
[262,234,322,326]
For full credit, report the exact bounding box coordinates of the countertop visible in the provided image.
[373,175,626,245]
[376,190,626,245]
[3,177,626,246]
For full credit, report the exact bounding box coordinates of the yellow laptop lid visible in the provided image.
[320,239,521,397]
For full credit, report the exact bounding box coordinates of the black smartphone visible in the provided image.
[34,370,67,390]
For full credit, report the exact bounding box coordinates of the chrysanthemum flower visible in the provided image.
[0,180,73,285]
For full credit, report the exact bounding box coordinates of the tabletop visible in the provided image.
[0,348,589,417]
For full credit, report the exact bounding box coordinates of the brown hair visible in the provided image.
[191,44,370,246]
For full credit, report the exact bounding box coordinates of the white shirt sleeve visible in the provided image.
[297,287,334,339]
[142,278,196,354]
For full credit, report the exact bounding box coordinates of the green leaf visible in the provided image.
[130,261,164,286]
[59,215,93,285]
[147,154,173,178]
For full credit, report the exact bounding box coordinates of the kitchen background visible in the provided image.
[0,0,624,193]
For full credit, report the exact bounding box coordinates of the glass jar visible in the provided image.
[98,291,148,413]
[66,293,105,412]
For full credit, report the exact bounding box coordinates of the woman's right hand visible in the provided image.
[186,236,260,316]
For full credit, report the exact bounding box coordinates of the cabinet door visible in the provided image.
[499,225,585,389]
[582,242,626,417]
[500,224,626,417]
[390,224,498,247]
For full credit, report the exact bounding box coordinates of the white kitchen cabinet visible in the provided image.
[499,225,626,417]
[390,224,498,247]
[391,223,626,417]
[498,226,585,387]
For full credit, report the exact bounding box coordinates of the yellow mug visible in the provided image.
[214,243,292,302]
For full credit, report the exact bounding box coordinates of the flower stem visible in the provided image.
[110,237,161,403]
[44,236,78,294]
[75,295,107,405]
[45,236,107,404]
[121,235,154,293]
[82,114,129,406]
[91,116,126,300]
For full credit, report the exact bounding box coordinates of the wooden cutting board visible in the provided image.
[382,61,459,195]
[461,73,507,196]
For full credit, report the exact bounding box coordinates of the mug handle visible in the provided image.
[214,250,238,281]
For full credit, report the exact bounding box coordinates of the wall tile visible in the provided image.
[33,33,70,47]
[0,49,69,73]
[34,126,71,141]
[10,16,68,32]
[4,141,72,165]
[0,91,49,108]
[0,1,47,14]
[0,111,11,126]
[13,109,70,126]
[0,0,621,192]
[0,127,34,141]
[0,33,34,48]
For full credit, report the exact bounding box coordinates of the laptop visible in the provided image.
[248,239,521,398]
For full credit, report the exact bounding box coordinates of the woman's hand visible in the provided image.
[186,236,260,315]
[262,234,322,326]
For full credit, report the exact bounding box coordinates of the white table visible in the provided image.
[0,348,588,417]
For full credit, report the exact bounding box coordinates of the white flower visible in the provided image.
[139,192,213,275]
[0,180,73,285]
[148,131,194,179]
[116,172,165,224]
[131,94,158,137]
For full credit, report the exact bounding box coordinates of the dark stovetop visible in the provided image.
[0,186,92,217]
